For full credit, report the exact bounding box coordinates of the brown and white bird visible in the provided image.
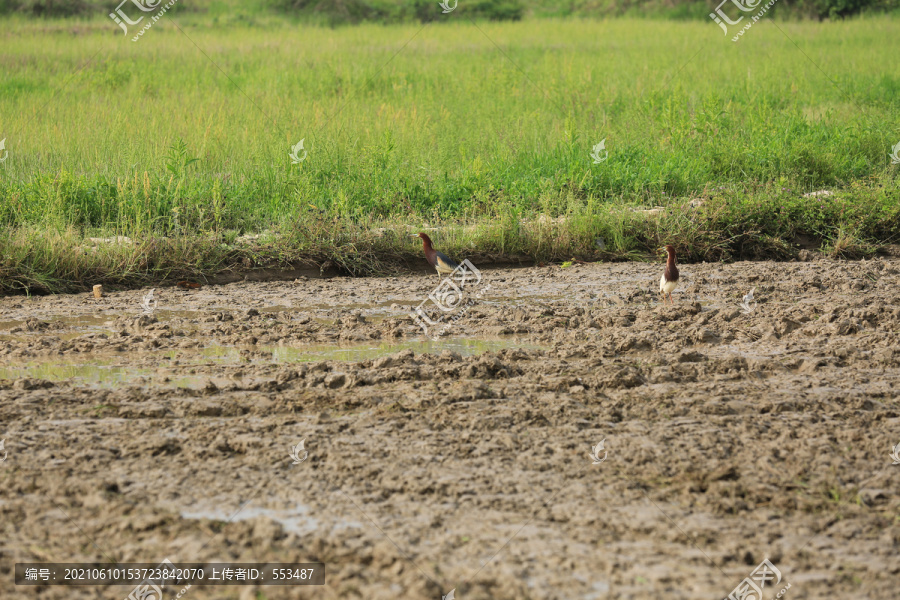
[659,245,679,304]
[414,232,459,280]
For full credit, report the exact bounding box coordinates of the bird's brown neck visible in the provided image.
[667,252,676,268]
[420,235,434,252]
[665,250,679,280]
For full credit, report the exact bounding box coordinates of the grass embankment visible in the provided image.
[0,18,898,293]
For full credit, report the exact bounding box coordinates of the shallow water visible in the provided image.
[180,504,323,536]
[0,337,540,389]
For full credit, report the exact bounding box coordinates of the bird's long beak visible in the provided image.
[411,234,420,238]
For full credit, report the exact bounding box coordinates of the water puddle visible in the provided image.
[266,338,531,362]
[0,314,117,342]
[180,502,365,536]
[0,337,540,389]
[0,315,113,328]
[180,504,321,536]
[164,337,529,365]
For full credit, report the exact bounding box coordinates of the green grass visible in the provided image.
[0,15,899,293]
[3,0,898,21]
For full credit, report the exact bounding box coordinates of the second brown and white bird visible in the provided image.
[659,245,679,305]
[414,232,459,281]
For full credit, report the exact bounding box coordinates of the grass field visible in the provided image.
[1,14,899,292]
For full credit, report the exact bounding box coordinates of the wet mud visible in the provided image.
[1,257,899,599]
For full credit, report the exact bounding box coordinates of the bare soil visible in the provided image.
[1,256,899,600]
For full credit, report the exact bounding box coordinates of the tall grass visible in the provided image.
[0,16,898,291]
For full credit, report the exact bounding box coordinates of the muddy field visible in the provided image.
[1,256,899,600]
